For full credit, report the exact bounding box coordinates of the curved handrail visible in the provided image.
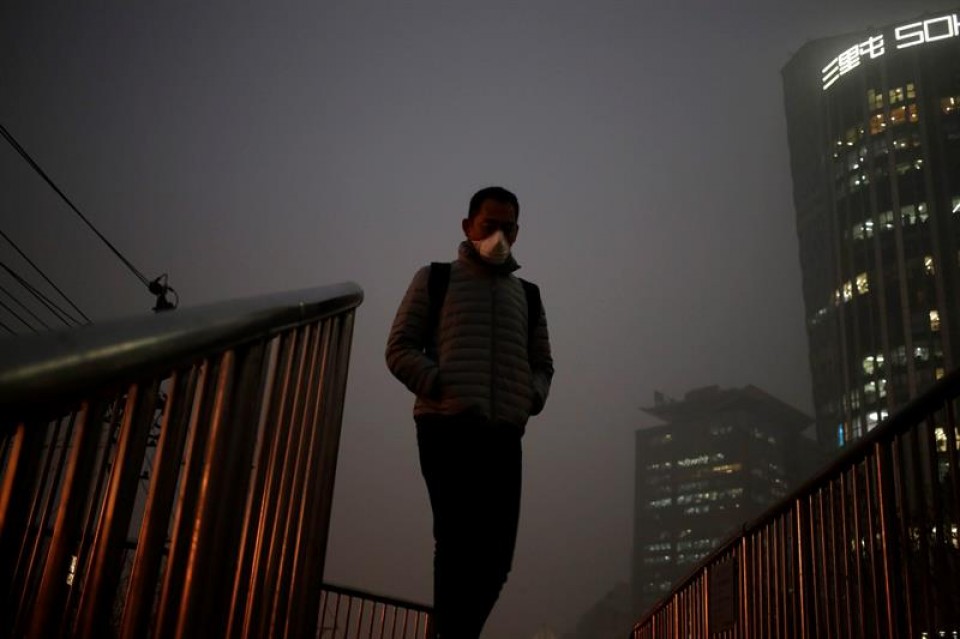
[632,365,960,636]
[0,282,363,420]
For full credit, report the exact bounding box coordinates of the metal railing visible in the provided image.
[318,583,434,638]
[632,369,960,639]
[0,282,364,639]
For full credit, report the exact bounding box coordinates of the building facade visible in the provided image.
[631,386,815,615]
[782,9,960,448]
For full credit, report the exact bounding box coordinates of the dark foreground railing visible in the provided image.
[633,369,960,639]
[0,283,364,639]
[319,583,433,638]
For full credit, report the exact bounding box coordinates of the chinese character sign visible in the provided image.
[821,12,959,91]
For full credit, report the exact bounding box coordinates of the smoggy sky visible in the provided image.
[2,2,958,636]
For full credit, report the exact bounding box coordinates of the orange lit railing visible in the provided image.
[632,370,960,639]
[0,283,366,638]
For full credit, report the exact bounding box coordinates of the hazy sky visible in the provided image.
[2,2,958,636]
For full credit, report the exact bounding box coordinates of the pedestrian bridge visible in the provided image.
[1,283,958,638]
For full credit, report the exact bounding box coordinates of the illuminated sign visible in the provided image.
[822,12,960,90]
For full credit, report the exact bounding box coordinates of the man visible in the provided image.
[386,186,554,638]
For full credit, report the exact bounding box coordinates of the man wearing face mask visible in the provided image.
[386,186,554,638]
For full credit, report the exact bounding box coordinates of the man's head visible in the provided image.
[462,187,520,264]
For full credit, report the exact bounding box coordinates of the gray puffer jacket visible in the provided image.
[386,241,554,429]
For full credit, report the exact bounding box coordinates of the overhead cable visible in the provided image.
[0,318,15,336]
[0,261,81,327]
[0,228,90,323]
[0,296,39,334]
[0,122,151,287]
[0,282,52,330]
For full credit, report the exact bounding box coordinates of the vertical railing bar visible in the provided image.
[923,412,949,633]
[284,320,336,638]
[120,367,199,639]
[269,323,325,636]
[942,399,960,632]
[779,513,789,639]
[9,416,59,588]
[241,328,305,639]
[0,419,46,631]
[737,535,751,639]
[851,462,868,638]
[880,439,906,638]
[258,325,320,638]
[297,314,356,632]
[839,471,853,639]
[75,379,161,639]
[863,452,883,638]
[10,413,71,624]
[818,488,831,639]
[795,499,808,639]
[223,334,285,639]
[907,417,935,635]
[829,480,843,639]
[175,341,270,638]
[25,400,107,638]
[154,356,221,638]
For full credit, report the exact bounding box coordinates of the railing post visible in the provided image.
[26,400,106,639]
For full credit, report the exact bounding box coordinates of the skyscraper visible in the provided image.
[782,9,960,448]
[631,385,814,615]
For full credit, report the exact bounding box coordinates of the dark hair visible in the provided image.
[468,186,520,220]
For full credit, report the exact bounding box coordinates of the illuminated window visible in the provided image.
[951,196,960,214]
[649,498,673,509]
[856,272,869,295]
[878,209,894,230]
[936,367,945,380]
[915,346,930,361]
[908,104,918,123]
[924,255,935,275]
[852,219,875,240]
[712,463,742,474]
[889,86,905,104]
[843,281,853,302]
[869,113,886,135]
[906,83,916,100]
[930,310,941,332]
[677,455,710,468]
[837,423,845,447]
[890,106,907,125]
[867,88,884,110]
[866,410,888,431]
[863,353,884,375]
[943,96,960,114]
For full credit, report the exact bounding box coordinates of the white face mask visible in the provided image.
[472,230,511,264]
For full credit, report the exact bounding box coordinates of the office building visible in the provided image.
[782,9,960,447]
[631,385,815,614]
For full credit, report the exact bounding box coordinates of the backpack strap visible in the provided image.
[519,278,541,349]
[425,262,451,355]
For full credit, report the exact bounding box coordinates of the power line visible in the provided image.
[0,296,39,334]
[0,317,16,336]
[0,122,151,287]
[0,261,81,327]
[0,282,52,330]
[0,228,91,323]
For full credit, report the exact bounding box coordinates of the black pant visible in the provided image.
[416,415,522,639]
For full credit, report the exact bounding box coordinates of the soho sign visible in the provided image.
[822,12,960,91]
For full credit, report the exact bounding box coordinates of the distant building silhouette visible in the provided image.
[631,385,819,615]
[782,9,960,448]
[564,582,632,639]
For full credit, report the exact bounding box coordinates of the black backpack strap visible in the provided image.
[426,262,451,355]
[519,278,541,349]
